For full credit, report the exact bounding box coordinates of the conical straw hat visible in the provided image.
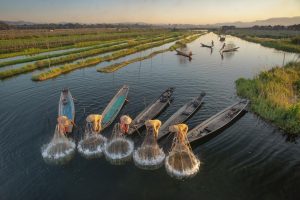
[120,115,132,125]
[86,114,102,123]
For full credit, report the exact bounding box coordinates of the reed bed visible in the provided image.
[0,39,128,67]
[0,33,183,79]
[225,29,300,53]
[98,33,203,73]
[31,34,189,81]
[0,29,171,55]
[236,62,300,134]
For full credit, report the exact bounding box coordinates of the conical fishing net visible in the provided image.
[133,120,165,170]
[104,115,134,165]
[78,114,107,159]
[165,124,200,179]
[42,124,75,165]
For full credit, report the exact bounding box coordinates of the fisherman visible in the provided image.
[119,115,132,135]
[145,119,161,140]
[86,114,102,133]
[211,40,214,47]
[57,116,70,135]
[221,42,226,51]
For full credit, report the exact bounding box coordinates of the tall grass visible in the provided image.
[31,34,191,81]
[236,62,300,134]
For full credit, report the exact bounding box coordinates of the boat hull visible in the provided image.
[101,85,129,130]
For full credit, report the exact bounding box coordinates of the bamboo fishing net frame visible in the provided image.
[104,116,134,165]
[42,124,76,165]
[165,124,200,179]
[133,120,165,170]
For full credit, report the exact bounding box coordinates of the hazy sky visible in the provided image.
[0,0,299,24]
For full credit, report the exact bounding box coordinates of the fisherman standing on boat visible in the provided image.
[119,115,132,135]
[220,43,226,51]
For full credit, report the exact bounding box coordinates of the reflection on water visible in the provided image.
[0,32,299,200]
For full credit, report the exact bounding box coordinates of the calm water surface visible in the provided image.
[0,33,299,200]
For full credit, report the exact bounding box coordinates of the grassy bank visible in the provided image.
[31,33,191,81]
[236,62,300,135]
[0,33,182,79]
[225,29,300,53]
[98,33,203,73]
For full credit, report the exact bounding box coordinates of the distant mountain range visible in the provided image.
[2,16,300,28]
[211,16,300,27]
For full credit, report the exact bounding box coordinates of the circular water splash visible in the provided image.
[104,138,134,165]
[133,145,165,170]
[41,139,76,165]
[77,134,107,159]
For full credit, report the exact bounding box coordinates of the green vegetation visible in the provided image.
[0,39,127,67]
[236,62,300,135]
[31,33,192,81]
[225,29,300,53]
[98,33,203,73]
[0,29,171,55]
[0,33,183,79]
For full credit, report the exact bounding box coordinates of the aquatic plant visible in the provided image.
[98,33,204,73]
[236,62,300,134]
[1,33,183,79]
[224,29,300,53]
[31,34,189,81]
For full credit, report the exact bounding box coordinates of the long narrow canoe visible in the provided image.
[128,87,175,135]
[157,92,206,140]
[175,49,192,59]
[222,47,239,53]
[101,85,129,130]
[58,88,75,133]
[201,43,213,48]
[187,100,248,144]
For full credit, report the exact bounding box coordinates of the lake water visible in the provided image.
[0,32,299,200]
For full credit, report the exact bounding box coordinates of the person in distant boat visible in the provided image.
[220,43,226,51]
[211,40,214,47]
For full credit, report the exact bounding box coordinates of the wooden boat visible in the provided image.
[201,43,213,48]
[58,88,75,133]
[101,85,129,130]
[175,49,192,59]
[187,100,249,144]
[157,92,206,140]
[128,87,175,135]
[222,47,240,53]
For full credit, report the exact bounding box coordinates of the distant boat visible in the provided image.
[175,49,192,59]
[58,88,75,133]
[219,36,226,41]
[222,47,240,53]
[201,43,213,48]
[101,85,129,130]
[128,87,175,135]
[187,100,248,144]
[157,92,206,140]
